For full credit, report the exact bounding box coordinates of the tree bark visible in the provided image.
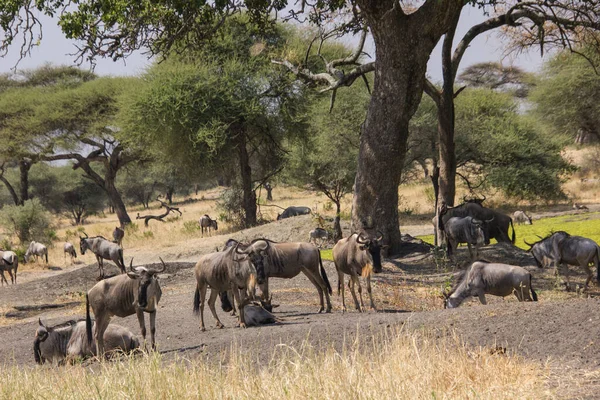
[237,131,257,227]
[333,201,342,242]
[18,159,31,205]
[106,180,131,227]
[437,94,456,208]
[166,187,174,204]
[0,174,19,206]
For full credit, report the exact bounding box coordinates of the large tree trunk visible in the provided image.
[238,131,257,227]
[333,201,342,242]
[18,159,31,205]
[106,181,131,227]
[351,7,447,254]
[437,94,456,208]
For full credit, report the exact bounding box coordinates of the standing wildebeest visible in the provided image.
[513,211,532,225]
[442,216,487,259]
[236,238,332,313]
[64,242,77,265]
[24,241,48,264]
[193,244,258,330]
[86,258,165,355]
[333,232,387,312]
[80,233,126,279]
[199,214,218,237]
[308,227,329,247]
[0,250,17,285]
[526,231,600,291]
[112,227,125,247]
[276,206,311,220]
[34,318,139,365]
[443,261,538,308]
[440,201,515,245]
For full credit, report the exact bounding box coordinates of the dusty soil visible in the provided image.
[2,214,600,398]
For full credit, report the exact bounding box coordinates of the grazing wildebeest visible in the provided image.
[513,211,532,225]
[34,318,139,365]
[112,227,125,247]
[86,258,165,355]
[276,206,311,220]
[573,203,589,211]
[0,250,17,285]
[193,244,258,330]
[443,261,538,308]
[333,232,387,312]
[440,201,515,245]
[235,238,332,313]
[526,231,600,291]
[308,227,329,247]
[199,214,218,237]
[25,241,48,264]
[63,242,77,265]
[79,233,126,279]
[441,216,487,259]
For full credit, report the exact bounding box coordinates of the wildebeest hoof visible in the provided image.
[216,323,224,329]
[200,327,206,332]
[317,307,324,313]
[326,308,332,313]
[238,322,247,329]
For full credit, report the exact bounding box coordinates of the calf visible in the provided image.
[64,242,77,265]
[442,216,486,259]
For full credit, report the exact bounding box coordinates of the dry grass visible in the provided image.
[0,328,551,399]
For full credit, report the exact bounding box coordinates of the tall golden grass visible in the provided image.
[0,329,550,399]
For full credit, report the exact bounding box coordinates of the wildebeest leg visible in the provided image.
[96,256,104,280]
[477,291,487,305]
[95,315,110,357]
[199,284,208,331]
[7,269,14,285]
[228,289,237,316]
[207,289,225,329]
[366,275,377,311]
[338,271,346,313]
[136,308,147,348]
[301,269,326,313]
[149,311,157,350]
[231,287,246,329]
[348,275,361,312]
[583,262,593,290]
[560,262,572,291]
[0,271,7,286]
[467,243,473,259]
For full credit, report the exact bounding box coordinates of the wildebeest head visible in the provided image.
[126,258,166,310]
[356,231,388,273]
[525,235,554,269]
[236,239,269,284]
[470,218,487,246]
[79,232,90,255]
[212,220,218,231]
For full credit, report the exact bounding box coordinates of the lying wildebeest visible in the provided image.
[443,261,538,308]
[441,216,487,259]
[199,214,218,237]
[80,233,126,279]
[333,232,387,312]
[308,227,329,247]
[513,210,532,225]
[234,238,332,313]
[86,258,165,355]
[25,241,48,264]
[34,318,139,365]
[193,244,258,330]
[440,201,515,245]
[0,250,17,285]
[573,203,589,211]
[238,297,280,326]
[277,206,311,220]
[526,231,600,291]
[112,227,125,247]
[64,242,77,265]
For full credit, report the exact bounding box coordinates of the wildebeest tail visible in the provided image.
[596,245,600,283]
[45,251,48,264]
[529,274,538,302]
[118,248,125,273]
[85,294,93,345]
[193,284,200,315]
[318,251,332,295]
[510,218,516,244]
[220,291,233,312]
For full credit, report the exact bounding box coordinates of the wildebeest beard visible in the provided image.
[138,279,152,308]
[33,337,43,364]
[368,246,383,273]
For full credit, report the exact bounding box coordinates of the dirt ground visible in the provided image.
[2,214,600,398]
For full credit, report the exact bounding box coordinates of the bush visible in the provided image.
[0,199,53,244]
[216,187,246,229]
[182,220,200,234]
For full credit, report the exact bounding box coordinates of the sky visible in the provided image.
[0,6,548,82]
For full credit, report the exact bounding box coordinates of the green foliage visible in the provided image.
[216,187,246,229]
[182,220,201,234]
[0,199,53,244]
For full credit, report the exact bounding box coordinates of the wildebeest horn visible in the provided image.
[485,217,494,223]
[376,230,384,242]
[235,242,249,255]
[129,258,135,272]
[356,232,369,245]
[523,239,535,248]
[38,318,45,328]
[83,232,88,238]
[155,257,167,273]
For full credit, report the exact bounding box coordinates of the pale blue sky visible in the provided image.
[0,6,547,82]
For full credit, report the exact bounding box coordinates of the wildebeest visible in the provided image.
[112,227,125,247]
[238,297,280,326]
[308,227,329,247]
[440,201,515,245]
[235,238,332,313]
[526,231,600,291]
[25,241,48,264]
[333,232,387,312]
[63,242,77,265]
[513,211,532,225]
[0,250,17,285]
[79,233,125,279]
[193,244,258,330]
[34,318,139,365]
[443,261,538,308]
[199,214,218,237]
[573,203,589,211]
[442,216,487,259]
[277,206,311,220]
[86,258,165,355]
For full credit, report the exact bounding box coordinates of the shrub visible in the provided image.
[0,199,53,244]
[216,187,246,229]
[182,220,200,234]
[124,223,140,236]
[143,231,154,239]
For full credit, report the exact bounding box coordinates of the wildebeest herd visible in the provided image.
[11,203,600,366]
